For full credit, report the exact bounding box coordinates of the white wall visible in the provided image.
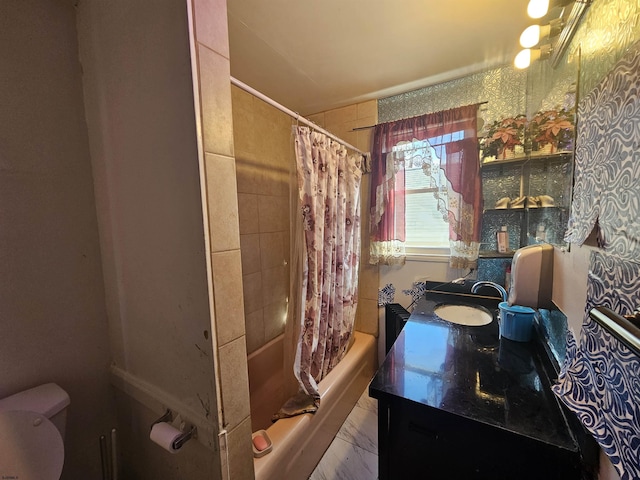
[0,1,114,477]
[76,0,221,477]
[552,244,594,334]
[378,257,461,309]
[378,257,467,361]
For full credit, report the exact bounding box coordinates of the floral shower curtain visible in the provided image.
[369,104,483,269]
[292,126,362,401]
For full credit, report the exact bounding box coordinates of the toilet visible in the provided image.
[0,383,70,480]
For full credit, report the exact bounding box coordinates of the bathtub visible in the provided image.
[247,331,377,480]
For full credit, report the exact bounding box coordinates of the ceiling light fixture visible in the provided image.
[517,0,591,68]
[527,0,550,18]
[526,0,573,19]
[519,19,565,48]
[514,45,552,69]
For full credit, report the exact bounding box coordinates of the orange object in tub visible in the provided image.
[252,430,272,457]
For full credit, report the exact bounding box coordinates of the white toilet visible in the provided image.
[0,383,70,480]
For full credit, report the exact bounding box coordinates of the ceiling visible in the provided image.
[227,0,533,115]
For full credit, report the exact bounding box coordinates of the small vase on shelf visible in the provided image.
[499,147,515,160]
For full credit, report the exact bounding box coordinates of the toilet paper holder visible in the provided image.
[151,409,197,450]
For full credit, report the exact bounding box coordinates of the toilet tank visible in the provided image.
[0,383,70,437]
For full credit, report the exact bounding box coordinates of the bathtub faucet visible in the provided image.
[471,281,508,302]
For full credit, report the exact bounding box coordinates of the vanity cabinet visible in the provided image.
[381,395,581,479]
[370,289,584,480]
[480,152,572,257]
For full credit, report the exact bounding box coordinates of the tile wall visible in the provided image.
[232,94,380,353]
[231,85,292,355]
[190,0,253,478]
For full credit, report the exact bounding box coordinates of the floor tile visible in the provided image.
[356,388,378,414]
[336,405,377,455]
[308,436,377,480]
[309,384,379,479]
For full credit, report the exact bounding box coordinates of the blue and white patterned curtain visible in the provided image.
[557,39,640,480]
[553,251,640,480]
[565,39,640,260]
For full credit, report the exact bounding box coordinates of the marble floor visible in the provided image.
[308,385,379,480]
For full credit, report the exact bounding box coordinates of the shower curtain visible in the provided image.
[290,126,362,402]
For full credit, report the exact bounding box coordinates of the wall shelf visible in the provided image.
[479,151,573,266]
[481,151,572,171]
[479,251,515,259]
[484,206,567,214]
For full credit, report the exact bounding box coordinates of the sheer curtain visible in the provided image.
[369,104,483,269]
[290,126,362,402]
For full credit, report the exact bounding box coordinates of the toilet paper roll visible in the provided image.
[150,422,182,454]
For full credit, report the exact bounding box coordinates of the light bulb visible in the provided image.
[514,46,551,69]
[515,49,532,69]
[527,0,550,18]
[520,25,542,48]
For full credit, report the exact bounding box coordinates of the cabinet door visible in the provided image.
[385,399,582,479]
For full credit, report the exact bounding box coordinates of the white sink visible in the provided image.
[434,304,493,326]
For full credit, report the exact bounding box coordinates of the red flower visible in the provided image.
[490,126,520,147]
[543,119,574,138]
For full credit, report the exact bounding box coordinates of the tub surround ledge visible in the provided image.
[253,331,376,480]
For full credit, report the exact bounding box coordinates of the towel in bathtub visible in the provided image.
[271,391,319,421]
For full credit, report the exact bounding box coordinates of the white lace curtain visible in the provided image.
[369,105,483,269]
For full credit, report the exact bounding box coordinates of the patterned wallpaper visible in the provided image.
[376,0,640,366]
[571,0,640,98]
[566,39,640,260]
[378,66,527,131]
[377,60,576,135]
[378,0,640,129]
[553,251,640,480]
[524,0,640,116]
[557,5,640,478]
[526,50,577,115]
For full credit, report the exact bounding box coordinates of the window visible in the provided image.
[393,131,465,256]
[369,104,481,268]
[404,165,449,249]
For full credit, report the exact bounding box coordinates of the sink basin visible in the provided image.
[434,303,493,326]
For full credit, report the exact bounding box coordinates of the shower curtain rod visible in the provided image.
[230,76,367,156]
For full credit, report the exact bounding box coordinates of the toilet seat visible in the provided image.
[0,410,64,480]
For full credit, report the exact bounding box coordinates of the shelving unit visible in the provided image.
[481,151,572,169]
[477,152,573,282]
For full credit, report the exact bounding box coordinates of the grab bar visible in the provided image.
[590,306,640,356]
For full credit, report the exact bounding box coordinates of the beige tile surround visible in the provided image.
[235,96,380,356]
[232,85,292,356]
[231,81,380,477]
[190,0,253,478]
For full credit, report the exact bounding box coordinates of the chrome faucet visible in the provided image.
[471,281,508,302]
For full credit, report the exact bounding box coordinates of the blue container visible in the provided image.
[498,302,536,342]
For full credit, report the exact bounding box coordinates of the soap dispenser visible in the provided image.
[508,243,554,308]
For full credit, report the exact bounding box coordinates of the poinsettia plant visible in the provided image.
[530,107,575,151]
[481,114,527,158]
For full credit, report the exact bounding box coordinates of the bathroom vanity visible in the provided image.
[370,285,586,479]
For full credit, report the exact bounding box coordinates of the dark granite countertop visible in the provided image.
[369,288,578,453]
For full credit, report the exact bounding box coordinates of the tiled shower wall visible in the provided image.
[232,86,293,355]
[232,95,380,356]
[191,0,253,477]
